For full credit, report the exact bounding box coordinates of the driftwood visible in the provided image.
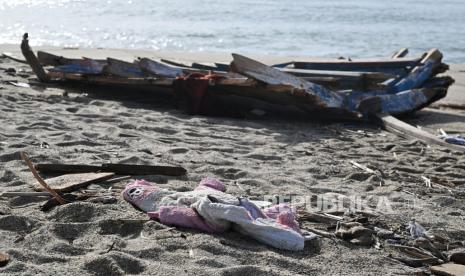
[349,160,376,174]
[0,192,51,198]
[298,211,343,224]
[20,33,49,82]
[430,263,465,276]
[103,58,145,77]
[20,152,67,204]
[34,163,187,176]
[1,52,27,64]
[33,172,115,192]
[375,114,465,152]
[391,48,409,59]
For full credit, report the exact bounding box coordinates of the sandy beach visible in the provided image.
[1,45,465,275]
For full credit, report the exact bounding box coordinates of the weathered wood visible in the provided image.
[37,51,69,66]
[391,48,409,59]
[101,164,186,176]
[103,58,145,77]
[0,192,51,198]
[230,53,344,108]
[391,49,443,93]
[20,152,67,204]
[357,88,447,115]
[430,263,465,276]
[291,57,420,74]
[280,67,393,82]
[47,71,173,86]
[34,163,187,176]
[375,114,465,152]
[33,172,115,192]
[139,58,184,78]
[1,52,27,63]
[20,33,49,82]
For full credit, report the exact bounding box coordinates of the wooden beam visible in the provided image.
[34,163,187,176]
[1,52,27,64]
[20,33,49,82]
[230,53,344,108]
[47,71,173,86]
[391,48,409,59]
[103,58,145,77]
[33,172,115,192]
[20,152,67,204]
[375,114,465,152]
[139,58,183,78]
[291,57,420,74]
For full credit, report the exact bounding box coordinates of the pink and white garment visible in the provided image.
[122,178,306,250]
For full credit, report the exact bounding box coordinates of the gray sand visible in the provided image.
[0,47,464,275]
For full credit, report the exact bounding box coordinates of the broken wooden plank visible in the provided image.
[138,58,183,78]
[280,67,394,82]
[46,71,173,86]
[390,49,443,93]
[391,48,409,59]
[375,114,465,152]
[230,53,344,108]
[292,57,420,68]
[430,263,465,276]
[357,88,447,115]
[38,51,71,66]
[34,163,187,176]
[20,33,49,82]
[20,152,67,204]
[103,58,145,77]
[392,50,409,59]
[0,192,51,198]
[1,52,27,64]
[33,172,115,192]
[101,164,186,176]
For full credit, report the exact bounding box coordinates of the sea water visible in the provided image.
[1,0,464,62]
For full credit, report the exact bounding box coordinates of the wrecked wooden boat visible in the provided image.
[20,33,462,151]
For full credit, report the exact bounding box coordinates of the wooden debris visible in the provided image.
[20,152,67,204]
[33,172,115,192]
[34,163,187,176]
[0,192,51,198]
[375,114,465,152]
[102,163,186,176]
[20,33,49,82]
[0,252,9,267]
[430,263,465,276]
[298,211,343,224]
[302,227,335,239]
[1,52,27,63]
[391,48,409,59]
[350,160,376,174]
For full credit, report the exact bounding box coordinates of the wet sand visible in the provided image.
[0,46,464,275]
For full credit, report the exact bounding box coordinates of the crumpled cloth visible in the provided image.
[122,177,305,250]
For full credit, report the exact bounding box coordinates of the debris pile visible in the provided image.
[19,33,463,152]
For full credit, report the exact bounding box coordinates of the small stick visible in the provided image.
[1,52,27,64]
[103,175,132,184]
[421,176,432,188]
[349,160,375,174]
[303,227,335,239]
[0,192,51,198]
[20,152,66,204]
